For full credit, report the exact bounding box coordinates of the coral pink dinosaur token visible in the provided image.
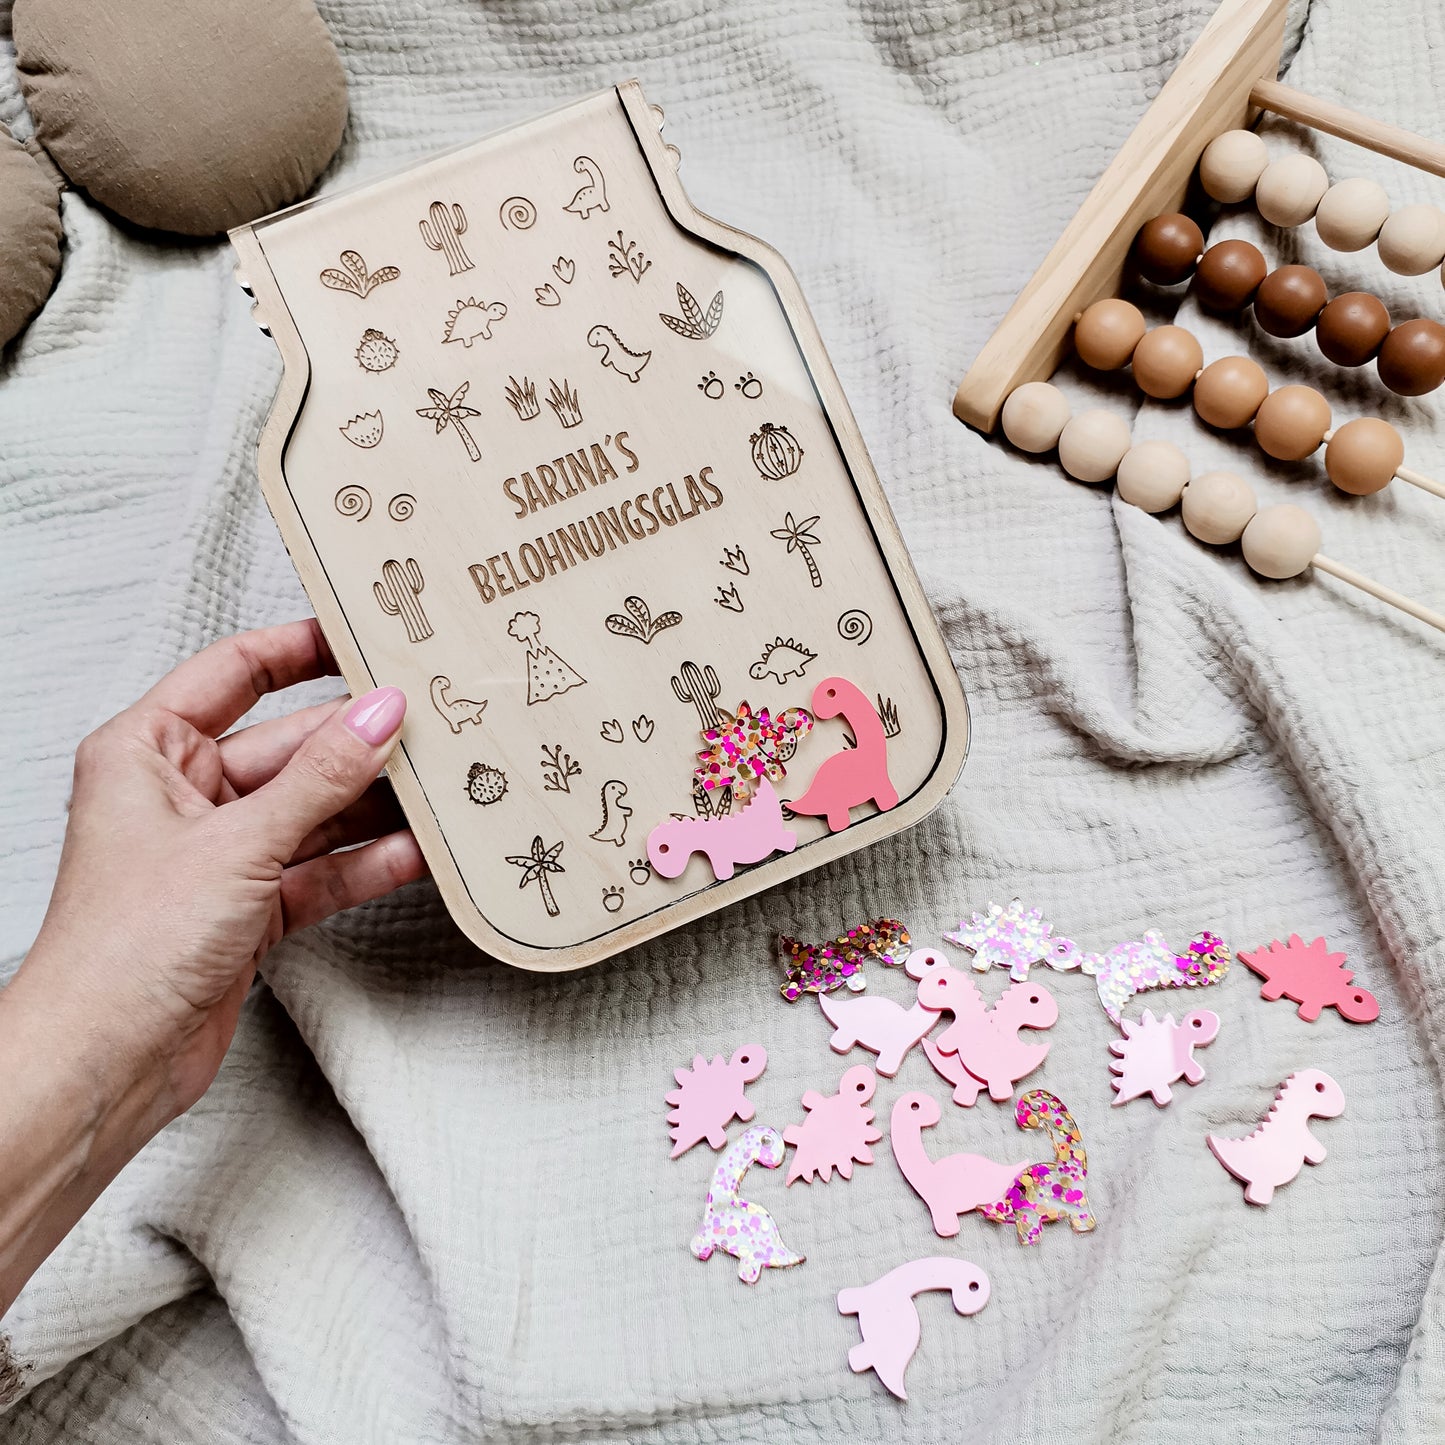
[815,950,948,1076]
[1207,1068,1346,1205]
[838,1257,991,1400]
[665,1044,767,1158]
[1239,935,1379,1023]
[1109,1008,1220,1107]
[781,1064,883,1185]
[787,677,899,832]
[912,952,1057,1104]
[889,1091,1028,1237]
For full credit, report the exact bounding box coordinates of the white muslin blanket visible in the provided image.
[2,0,1444,1439]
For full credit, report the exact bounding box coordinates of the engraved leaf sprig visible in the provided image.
[605,595,683,644]
[659,282,723,340]
[319,249,400,299]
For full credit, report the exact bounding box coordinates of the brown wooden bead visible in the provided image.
[1315,292,1391,367]
[1324,416,1404,495]
[1074,299,1147,370]
[1134,213,1205,285]
[1131,325,1203,399]
[1191,240,1267,311]
[1253,265,1328,338]
[1193,355,1269,429]
[1254,385,1331,461]
[1377,317,1445,396]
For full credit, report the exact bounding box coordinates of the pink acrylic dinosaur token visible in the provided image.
[1239,935,1379,1024]
[912,952,1057,1105]
[782,1064,883,1185]
[1207,1068,1346,1205]
[816,949,948,1076]
[665,1044,767,1158]
[787,678,899,832]
[691,1125,806,1283]
[837,1257,991,1400]
[647,777,796,882]
[1109,1008,1220,1107]
[889,1091,1028,1237]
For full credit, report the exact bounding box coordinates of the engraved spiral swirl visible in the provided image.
[499,196,537,230]
[837,609,872,644]
[387,493,417,522]
[334,484,371,521]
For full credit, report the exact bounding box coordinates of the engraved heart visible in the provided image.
[553,257,575,284]
[535,284,560,306]
[632,715,654,743]
[600,718,625,743]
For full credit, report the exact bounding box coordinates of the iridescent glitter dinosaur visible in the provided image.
[944,898,1087,982]
[1080,929,1232,1025]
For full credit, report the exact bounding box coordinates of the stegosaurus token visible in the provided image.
[1108,1008,1220,1107]
[782,1064,883,1185]
[665,1044,768,1159]
[1239,934,1379,1023]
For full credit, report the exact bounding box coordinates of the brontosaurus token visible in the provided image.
[787,678,898,832]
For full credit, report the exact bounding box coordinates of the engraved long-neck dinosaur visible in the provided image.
[564,155,609,219]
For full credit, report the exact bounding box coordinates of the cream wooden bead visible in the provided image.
[1199,129,1268,204]
[1377,203,1445,275]
[1314,177,1390,252]
[1001,381,1071,453]
[1241,504,1322,579]
[1254,154,1329,227]
[1181,470,1257,545]
[1057,409,1132,484]
[1116,440,1190,512]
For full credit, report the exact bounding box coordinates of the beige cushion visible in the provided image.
[15,0,347,236]
[0,126,63,348]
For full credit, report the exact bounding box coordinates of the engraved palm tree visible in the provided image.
[505,835,565,917]
[416,380,482,462]
[771,511,822,588]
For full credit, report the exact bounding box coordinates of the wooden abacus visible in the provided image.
[953,0,1445,634]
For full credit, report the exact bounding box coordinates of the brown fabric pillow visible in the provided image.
[14,0,348,236]
[0,126,63,348]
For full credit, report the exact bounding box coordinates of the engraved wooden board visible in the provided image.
[230,82,968,970]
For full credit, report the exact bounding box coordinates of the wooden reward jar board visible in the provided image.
[230,82,968,971]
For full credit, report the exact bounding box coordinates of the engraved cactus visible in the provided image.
[373,558,431,643]
[419,200,472,276]
[671,659,723,731]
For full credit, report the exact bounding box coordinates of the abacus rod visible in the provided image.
[1394,464,1445,501]
[1312,553,1445,633]
[1250,80,1445,180]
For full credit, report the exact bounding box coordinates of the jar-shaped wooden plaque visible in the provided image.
[230,82,968,969]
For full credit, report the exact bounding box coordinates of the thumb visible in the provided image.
[238,686,408,857]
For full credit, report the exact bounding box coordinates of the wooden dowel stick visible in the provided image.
[1312,553,1445,633]
[1250,80,1445,179]
[1394,464,1445,501]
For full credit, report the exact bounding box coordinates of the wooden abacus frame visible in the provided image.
[953,0,1445,433]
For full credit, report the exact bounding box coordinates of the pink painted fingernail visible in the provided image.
[344,686,406,744]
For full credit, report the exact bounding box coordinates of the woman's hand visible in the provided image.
[1,619,427,1314]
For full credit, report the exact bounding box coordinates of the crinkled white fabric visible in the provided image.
[3,0,1444,1440]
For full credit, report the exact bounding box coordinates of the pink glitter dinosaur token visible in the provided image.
[776,918,911,1001]
[695,701,813,801]
[665,1045,767,1158]
[978,1090,1097,1246]
[782,1064,883,1185]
